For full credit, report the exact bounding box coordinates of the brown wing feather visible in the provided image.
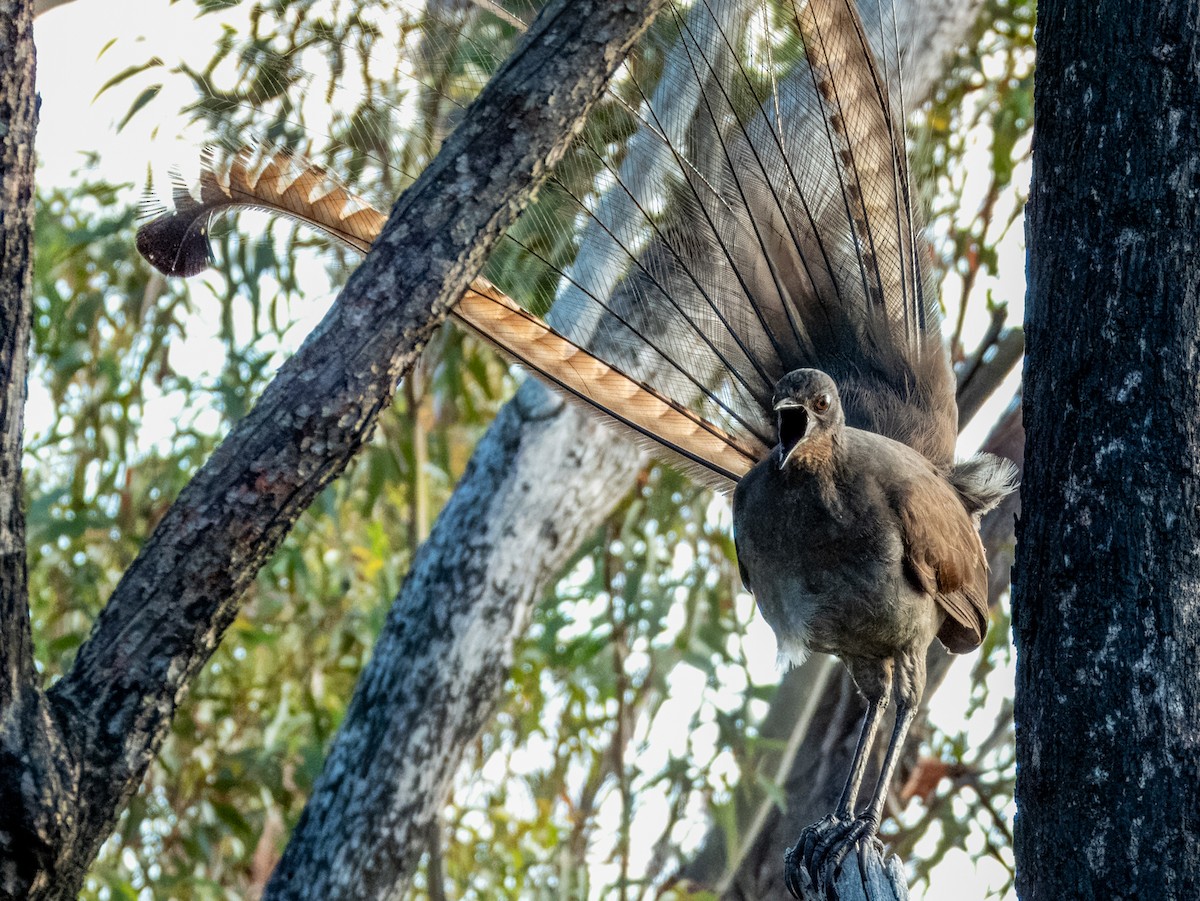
[895,479,989,653]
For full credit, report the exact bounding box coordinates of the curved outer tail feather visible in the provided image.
[135,145,765,486]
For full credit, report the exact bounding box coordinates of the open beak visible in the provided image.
[774,398,810,468]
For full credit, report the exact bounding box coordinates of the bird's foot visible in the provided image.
[784,814,881,900]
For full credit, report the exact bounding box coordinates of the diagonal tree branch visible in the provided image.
[0,1,666,897]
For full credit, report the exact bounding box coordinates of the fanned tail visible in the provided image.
[482,0,959,464]
[137,0,963,478]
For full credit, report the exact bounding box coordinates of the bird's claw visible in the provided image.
[784,815,880,899]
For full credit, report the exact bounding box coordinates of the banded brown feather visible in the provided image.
[137,144,766,484]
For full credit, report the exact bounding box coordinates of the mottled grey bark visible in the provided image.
[0,1,664,897]
[271,1,993,898]
[266,387,645,900]
[1015,0,1200,898]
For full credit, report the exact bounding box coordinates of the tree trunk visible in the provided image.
[1015,1,1200,898]
[0,1,664,897]
[0,0,36,713]
[268,0,991,897]
[0,6,55,900]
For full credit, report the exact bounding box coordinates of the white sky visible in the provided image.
[32,3,1023,899]
[36,2,234,185]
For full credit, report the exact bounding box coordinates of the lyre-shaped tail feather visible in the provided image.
[137,146,384,275]
[797,0,923,333]
[458,284,764,483]
[135,145,765,485]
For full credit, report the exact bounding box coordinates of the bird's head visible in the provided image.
[771,369,843,469]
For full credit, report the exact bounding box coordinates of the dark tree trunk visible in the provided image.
[0,0,36,712]
[0,8,58,901]
[1016,1,1200,898]
[0,1,664,897]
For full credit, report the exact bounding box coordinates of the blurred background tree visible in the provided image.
[25,0,1031,897]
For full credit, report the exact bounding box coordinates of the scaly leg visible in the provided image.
[834,695,888,818]
[799,649,928,895]
[859,700,918,831]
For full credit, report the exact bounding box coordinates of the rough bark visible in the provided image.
[0,0,36,714]
[0,1,664,897]
[266,386,645,900]
[1015,1,1200,898]
[0,5,54,900]
[270,0,989,897]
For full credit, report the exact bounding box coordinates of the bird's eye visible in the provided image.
[814,393,831,413]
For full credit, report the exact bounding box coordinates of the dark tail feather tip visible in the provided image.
[136,212,213,278]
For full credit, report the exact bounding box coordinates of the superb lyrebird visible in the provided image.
[136,0,1016,893]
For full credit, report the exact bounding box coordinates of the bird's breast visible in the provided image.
[733,456,935,664]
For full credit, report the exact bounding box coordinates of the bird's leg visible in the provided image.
[810,650,929,888]
[788,696,887,894]
[857,648,926,833]
[858,698,917,831]
[833,695,888,818]
[832,656,894,821]
[787,700,919,899]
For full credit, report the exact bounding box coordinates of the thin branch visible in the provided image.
[31,0,73,17]
[468,0,527,32]
[425,819,448,901]
[957,321,1024,428]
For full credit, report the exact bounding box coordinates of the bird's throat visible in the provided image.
[780,429,836,473]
